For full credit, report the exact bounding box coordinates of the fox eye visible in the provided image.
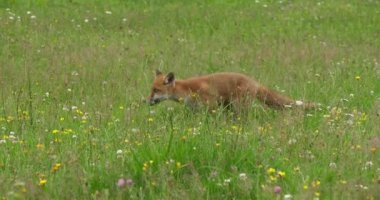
[153,88,160,93]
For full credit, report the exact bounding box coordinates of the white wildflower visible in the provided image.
[284,194,293,200]
[239,173,247,180]
[223,178,231,185]
[295,100,304,106]
[329,162,337,169]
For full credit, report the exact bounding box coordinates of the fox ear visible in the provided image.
[164,72,175,85]
[155,69,162,76]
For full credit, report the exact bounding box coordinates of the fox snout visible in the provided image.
[148,97,160,105]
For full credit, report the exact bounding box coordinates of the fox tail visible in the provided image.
[256,86,316,109]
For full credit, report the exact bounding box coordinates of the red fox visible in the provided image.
[148,70,315,110]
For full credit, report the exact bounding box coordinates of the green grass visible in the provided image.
[1,0,380,199]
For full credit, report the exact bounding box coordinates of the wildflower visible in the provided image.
[293,166,300,172]
[36,143,44,149]
[39,179,47,186]
[176,162,182,168]
[274,185,282,193]
[288,138,297,145]
[267,167,276,174]
[278,171,286,178]
[116,150,123,155]
[231,125,239,131]
[223,178,231,185]
[52,129,59,134]
[105,10,112,15]
[131,128,139,133]
[30,15,36,19]
[269,176,277,182]
[52,163,62,172]
[329,162,337,169]
[148,118,154,122]
[239,173,247,180]
[117,178,126,188]
[8,135,16,140]
[284,194,293,200]
[355,76,361,80]
[312,180,321,188]
[303,184,308,190]
[143,161,152,171]
[364,161,373,169]
[125,178,133,187]
[315,192,321,197]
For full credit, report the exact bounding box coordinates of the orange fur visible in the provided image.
[148,70,315,110]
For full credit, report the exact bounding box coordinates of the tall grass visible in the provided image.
[0,0,379,199]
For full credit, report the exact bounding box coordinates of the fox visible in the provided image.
[148,70,316,110]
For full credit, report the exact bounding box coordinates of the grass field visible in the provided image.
[1,0,380,199]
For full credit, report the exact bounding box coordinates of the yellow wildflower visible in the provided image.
[267,167,276,174]
[269,175,277,182]
[277,171,286,178]
[143,163,149,171]
[231,125,239,131]
[355,76,361,80]
[52,163,62,172]
[312,180,321,188]
[36,144,44,150]
[52,129,59,134]
[39,179,47,186]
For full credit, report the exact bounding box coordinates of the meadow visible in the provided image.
[0,0,379,199]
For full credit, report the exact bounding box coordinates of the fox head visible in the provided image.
[148,70,176,105]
